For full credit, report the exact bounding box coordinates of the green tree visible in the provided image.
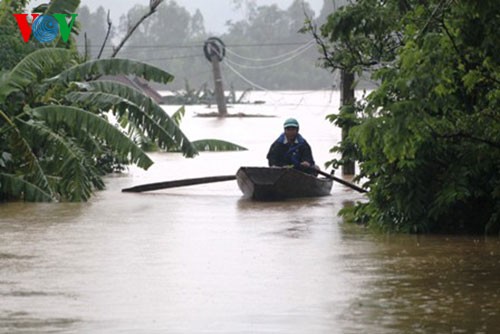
[0,48,245,202]
[0,0,245,202]
[316,1,500,233]
[0,49,178,201]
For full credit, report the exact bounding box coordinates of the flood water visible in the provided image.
[1,91,500,333]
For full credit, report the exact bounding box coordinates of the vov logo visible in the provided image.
[13,13,78,43]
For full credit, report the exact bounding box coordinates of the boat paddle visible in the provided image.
[312,168,368,193]
[121,168,367,194]
[121,175,236,193]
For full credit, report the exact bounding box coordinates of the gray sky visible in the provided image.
[28,0,324,33]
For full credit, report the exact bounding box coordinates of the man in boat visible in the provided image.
[266,118,319,175]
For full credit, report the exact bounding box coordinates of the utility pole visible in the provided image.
[340,69,355,176]
[204,37,227,116]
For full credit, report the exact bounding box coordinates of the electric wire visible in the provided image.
[80,38,339,97]
[142,54,205,62]
[215,41,337,96]
[222,61,333,96]
[225,40,315,62]
[76,41,307,50]
[224,42,315,70]
[223,59,270,91]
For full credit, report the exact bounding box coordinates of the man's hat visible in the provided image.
[283,118,299,128]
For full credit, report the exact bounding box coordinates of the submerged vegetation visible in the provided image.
[311,1,500,234]
[161,80,254,105]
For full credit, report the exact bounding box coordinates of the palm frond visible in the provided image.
[53,59,174,85]
[45,0,80,15]
[17,120,102,201]
[57,155,98,201]
[192,139,248,152]
[171,106,185,126]
[7,123,55,198]
[0,173,54,202]
[66,90,130,111]
[66,91,181,151]
[5,48,75,91]
[32,105,154,169]
[85,81,198,157]
[0,73,18,104]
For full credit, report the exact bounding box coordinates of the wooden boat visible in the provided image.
[236,167,333,200]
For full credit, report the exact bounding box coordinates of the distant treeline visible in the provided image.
[76,0,367,91]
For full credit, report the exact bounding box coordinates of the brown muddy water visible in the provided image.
[1,91,500,333]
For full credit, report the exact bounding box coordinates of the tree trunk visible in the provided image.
[340,69,355,175]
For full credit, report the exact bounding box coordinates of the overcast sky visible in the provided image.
[28,0,324,33]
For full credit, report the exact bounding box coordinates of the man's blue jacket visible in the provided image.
[266,133,315,170]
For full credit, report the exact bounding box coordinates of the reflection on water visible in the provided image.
[1,91,500,333]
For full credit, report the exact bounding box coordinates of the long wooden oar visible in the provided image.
[122,175,236,193]
[315,169,368,193]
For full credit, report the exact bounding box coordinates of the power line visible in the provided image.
[75,41,308,50]
[222,61,336,95]
[79,43,204,50]
[127,54,205,62]
[224,42,315,69]
[223,61,269,91]
[225,40,315,62]
[82,40,317,65]
[225,41,310,48]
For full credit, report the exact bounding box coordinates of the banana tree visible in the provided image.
[0,48,246,202]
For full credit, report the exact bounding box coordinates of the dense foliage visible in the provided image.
[0,0,246,202]
[1,48,187,201]
[317,1,500,233]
